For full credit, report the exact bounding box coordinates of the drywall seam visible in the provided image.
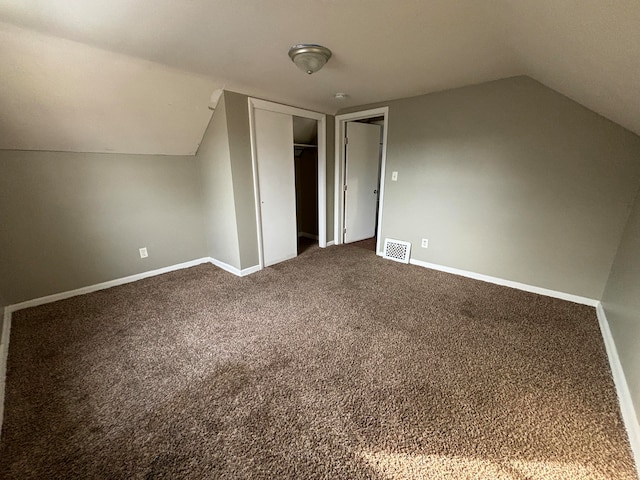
[407,257,598,306]
[596,303,640,476]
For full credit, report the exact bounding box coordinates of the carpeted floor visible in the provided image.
[349,236,377,252]
[0,244,636,479]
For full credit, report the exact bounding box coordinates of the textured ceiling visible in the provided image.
[0,0,638,154]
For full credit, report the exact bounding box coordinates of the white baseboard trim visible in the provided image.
[208,258,261,277]
[240,265,262,276]
[209,257,242,276]
[0,307,12,437]
[7,256,262,315]
[596,303,640,473]
[326,241,335,247]
[408,258,598,307]
[298,232,319,240]
[7,257,212,313]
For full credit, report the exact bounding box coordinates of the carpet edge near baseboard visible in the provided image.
[407,257,598,307]
[6,257,213,313]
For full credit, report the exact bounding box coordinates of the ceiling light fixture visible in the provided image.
[288,44,332,74]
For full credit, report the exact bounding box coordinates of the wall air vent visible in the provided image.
[382,238,411,264]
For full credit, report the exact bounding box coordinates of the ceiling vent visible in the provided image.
[382,238,411,264]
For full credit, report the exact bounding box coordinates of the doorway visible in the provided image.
[248,98,326,269]
[344,118,383,250]
[293,116,319,255]
[334,107,389,255]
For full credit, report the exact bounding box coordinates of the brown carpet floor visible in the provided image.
[349,237,377,252]
[0,244,636,479]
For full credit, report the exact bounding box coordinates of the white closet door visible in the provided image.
[344,121,381,243]
[254,108,297,267]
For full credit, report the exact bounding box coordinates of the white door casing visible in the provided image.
[254,109,297,266]
[344,121,382,243]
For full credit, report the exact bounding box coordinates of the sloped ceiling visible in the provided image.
[0,22,217,155]
[0,0,638,154]
[489,0,640,140]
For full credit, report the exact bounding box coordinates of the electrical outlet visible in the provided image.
[421,238,429,248]
[391,171,398,181]
[139,247,148,258]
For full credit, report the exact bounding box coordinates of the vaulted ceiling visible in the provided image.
[1,0,638,154]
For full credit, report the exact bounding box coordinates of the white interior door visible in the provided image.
[344,121,381,243]
[254,108,297,266]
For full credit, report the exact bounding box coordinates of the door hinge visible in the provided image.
[343,185,347,191]
[344,137,348,145]
[344,227,347,234]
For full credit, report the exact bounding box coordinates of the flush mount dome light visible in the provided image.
[288,44,332,74]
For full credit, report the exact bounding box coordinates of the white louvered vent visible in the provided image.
[382,238,411,264]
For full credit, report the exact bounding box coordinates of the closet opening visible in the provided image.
[293,116,319,255]
[248,97,327,269]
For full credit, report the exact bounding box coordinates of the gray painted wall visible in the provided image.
[224,91,260,269]
[602,188,640,423]
[341,76,640,299]
[196,94,242,269]
[0,150,207,304]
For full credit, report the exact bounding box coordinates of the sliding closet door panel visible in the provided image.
[255,109,297,267]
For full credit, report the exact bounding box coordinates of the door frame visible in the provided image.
[248,98,327,269]
[334,107,389,255]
